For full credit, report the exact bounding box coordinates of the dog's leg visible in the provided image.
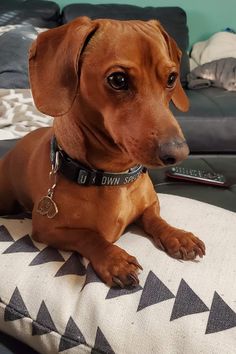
[0,160,22,215]
[32,224,141,288]
[140,200,205,260]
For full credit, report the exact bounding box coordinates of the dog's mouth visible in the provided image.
[117,142,166,168]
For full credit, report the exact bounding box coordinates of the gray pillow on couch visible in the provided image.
[0,25,37,89]
[0,0,60,28]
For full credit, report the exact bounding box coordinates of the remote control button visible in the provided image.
[205,173,217,179]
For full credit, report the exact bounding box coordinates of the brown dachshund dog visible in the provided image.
[0,17,205,287]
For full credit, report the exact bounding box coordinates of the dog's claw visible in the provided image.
[192,240,205,258]
[180,247,188,259]
[128,273,139,286]
[173,251,181,259]
[195,247,204,258]
[198,243,206,257]
[131,259,143,271]
[112,276,125,288]
[188,251,196,259]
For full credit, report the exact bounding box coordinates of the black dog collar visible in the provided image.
[50,136,146,187]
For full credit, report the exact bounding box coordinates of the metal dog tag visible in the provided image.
[37,195,58,219]
[37,152,59,219]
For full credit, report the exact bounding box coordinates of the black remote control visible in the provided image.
[166,167,227,187]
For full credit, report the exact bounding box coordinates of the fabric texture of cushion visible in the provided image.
[0,89,53,138]
[0,0,60,28]
[61,4,190,85]
[0,194,235,353]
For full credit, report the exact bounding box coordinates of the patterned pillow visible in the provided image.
[0,194,236,353]
[0,89,53,140]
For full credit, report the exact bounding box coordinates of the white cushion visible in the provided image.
[0,194,236,353]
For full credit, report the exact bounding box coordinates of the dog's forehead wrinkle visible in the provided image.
[85,20,166,54]
[83,26,170,79]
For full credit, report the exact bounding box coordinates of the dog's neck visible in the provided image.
[53,109,135,173]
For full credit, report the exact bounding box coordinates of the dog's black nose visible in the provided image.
[159,138,189,166]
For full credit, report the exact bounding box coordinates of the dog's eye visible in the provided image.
[107,72,128,90]
[167,72,178,88]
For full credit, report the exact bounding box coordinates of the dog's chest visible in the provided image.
[58,175,154,242]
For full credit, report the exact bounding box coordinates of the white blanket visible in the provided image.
[191,31,236,66]
[0,89,53,140]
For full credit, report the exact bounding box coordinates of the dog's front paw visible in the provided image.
[91,245,142,288]
[155,230,206,260]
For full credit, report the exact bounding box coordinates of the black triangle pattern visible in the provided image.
[81,263,103,290]
[137,271,175,312]
[29,246,64,266]
[106,284,142,299]
[55,253,86,277]
[91,327,115,354]
[58,317,86,352]
[206,292,236,334]
[32,301,57,336]
[3,235,39,254]
[4,287,30,321]
[0,225,14,242]
[170,279,209,321]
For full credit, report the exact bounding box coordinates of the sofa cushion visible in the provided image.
[0,0,60,28]
[0,26,38,89]
[61,4,190,85]
[171,88,236,153]
[0,194,236,353]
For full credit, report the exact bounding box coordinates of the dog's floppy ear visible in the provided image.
[150,20,189,112]
[165,35,189,112]
[29,17,98,117]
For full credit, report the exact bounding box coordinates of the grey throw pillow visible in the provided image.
[0,25,38,88]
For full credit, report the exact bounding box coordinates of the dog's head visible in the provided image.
[29,17,189,168]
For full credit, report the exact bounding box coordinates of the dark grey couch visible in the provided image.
[0,1,235,353]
